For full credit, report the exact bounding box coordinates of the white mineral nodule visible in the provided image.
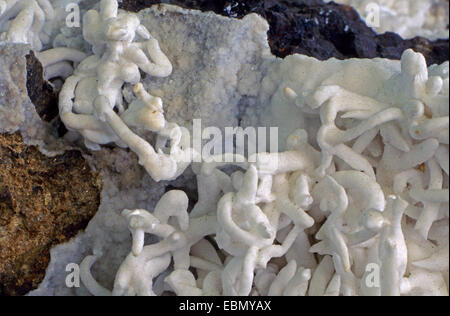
[0,0,448,297]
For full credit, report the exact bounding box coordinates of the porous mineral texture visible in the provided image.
[119,0,449,66]
[0,43,59,149]
[121,5,271,133]
[0,44,29,134]
[0,133,102,296]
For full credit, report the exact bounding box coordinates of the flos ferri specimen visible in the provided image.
[0,0,448,297]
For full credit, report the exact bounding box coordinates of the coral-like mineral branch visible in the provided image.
[0,0,87,83]
[58,0,193,182]
[78,47,448,296]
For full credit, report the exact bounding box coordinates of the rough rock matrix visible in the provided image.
[0,133,102,296]
[0,43,60,148]
[0,43,102,296]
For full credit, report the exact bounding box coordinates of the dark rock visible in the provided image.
[25,51,59,123]
[119,0,449,65]
[0,133,102,296]
[26,51,68,136]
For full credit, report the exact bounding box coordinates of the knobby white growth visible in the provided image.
[58,0,193,182]
[0,0,90,82]
[79,48,448,296]
[37,46,88,80]
[0,0,54,51]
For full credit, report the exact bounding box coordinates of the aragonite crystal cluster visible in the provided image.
[79,48,449,296]
[0,0,448,296]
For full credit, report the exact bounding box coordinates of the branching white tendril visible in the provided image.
[58,0,193,182]
[79,48,448,296]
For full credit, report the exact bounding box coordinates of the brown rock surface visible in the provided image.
[0,133,102,296]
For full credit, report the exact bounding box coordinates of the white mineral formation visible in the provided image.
[15,1,446,297]
[0,0,55,51]
[0,43,70,153]
[326,0,449,40]
[0,0,94,84]
[76,46,448,296]
[58,0,194,182]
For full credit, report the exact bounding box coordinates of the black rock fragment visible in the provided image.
[119,0,449,65]
[25,51,59,122]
